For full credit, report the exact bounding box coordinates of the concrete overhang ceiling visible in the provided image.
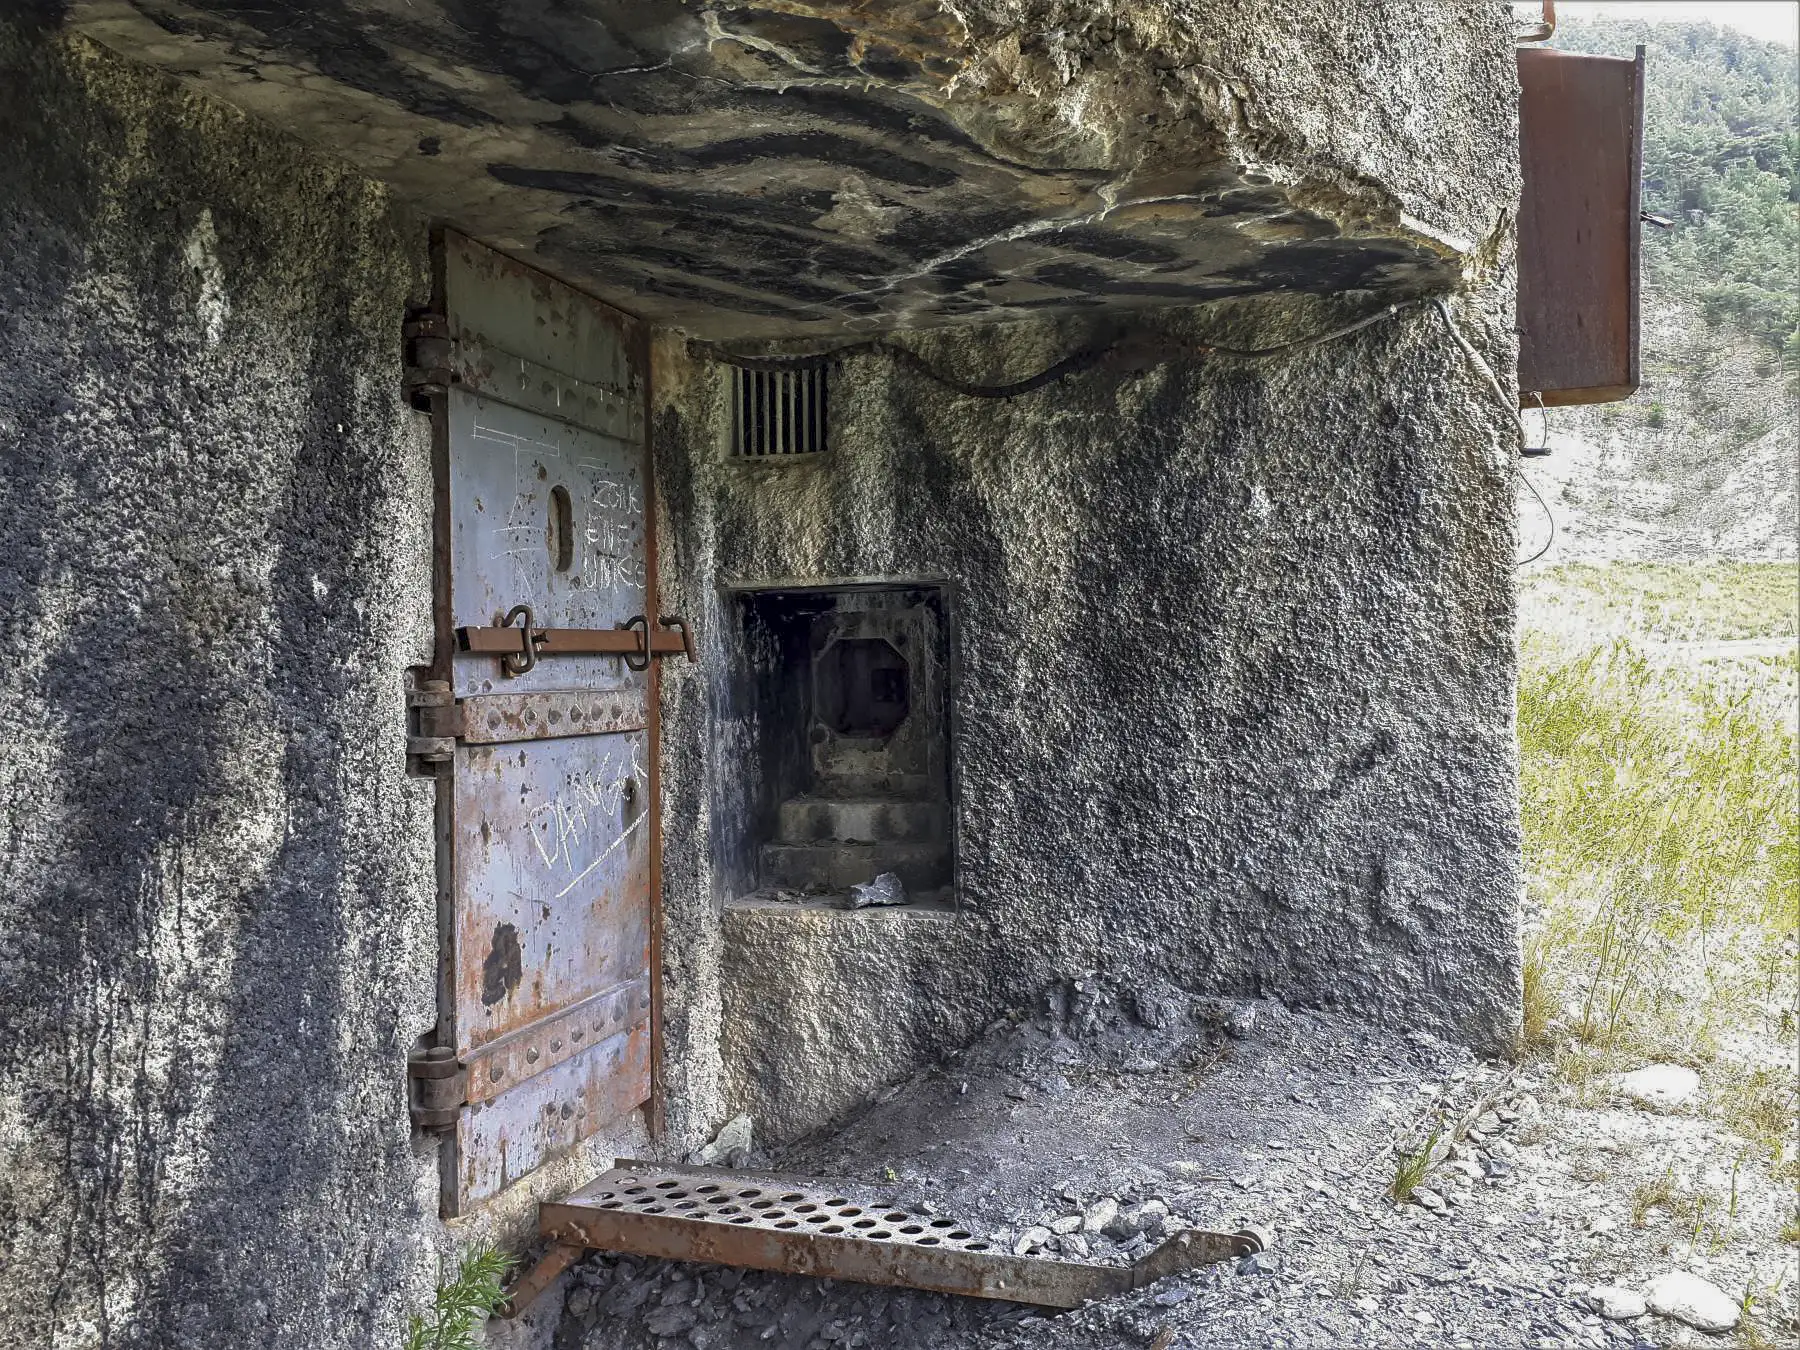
[71,1,1472,339]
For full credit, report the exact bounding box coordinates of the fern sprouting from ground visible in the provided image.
[403,1245,514,1350]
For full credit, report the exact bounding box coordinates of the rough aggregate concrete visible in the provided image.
[0,22,636,1350]
[3,3,1526,1345]
[654,282,1526,1150]
[65,0,1515,336]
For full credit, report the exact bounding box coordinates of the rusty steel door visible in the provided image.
[410,233,666,1216]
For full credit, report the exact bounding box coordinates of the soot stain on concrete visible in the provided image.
[79,0,1505,336]
[1,22,439,1347]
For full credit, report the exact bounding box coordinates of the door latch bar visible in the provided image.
[459,615,699,671]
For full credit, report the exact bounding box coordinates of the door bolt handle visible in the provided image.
[499,604,546,677]
[618,615,652,672]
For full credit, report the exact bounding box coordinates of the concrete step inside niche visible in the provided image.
[731,584,956,907]
[760,840,950,894]
[777,796,946,845]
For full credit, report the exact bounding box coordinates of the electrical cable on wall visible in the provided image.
[703,294,1559,565]
[1429,299,1557,566]
[693,300,1423,400]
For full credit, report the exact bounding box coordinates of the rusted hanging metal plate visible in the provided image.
[536,1162,1265,1310]
[433,233,656,1215]
[1516,45,1644,406]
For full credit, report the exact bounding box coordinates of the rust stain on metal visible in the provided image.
[458,1023,653,1207]
[456,689,648,745]
[463,976,651,1106]
[538,1163,1264,1309]
[500,1242,585,1319]
[1516,45,1643,406]
[451,733,651,1053]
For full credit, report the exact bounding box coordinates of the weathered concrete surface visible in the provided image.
[655,284,1525,1144]
[65,0,1514,336]
[0,21,644,1350]
[2,3,1522,1344]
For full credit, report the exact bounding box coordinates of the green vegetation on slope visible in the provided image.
[1518,565,1797,1162]
[1553,19,1799,360]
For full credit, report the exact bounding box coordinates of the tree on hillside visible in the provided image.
[1551,19,1799,355]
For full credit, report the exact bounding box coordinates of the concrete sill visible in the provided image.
[724,891,961,919]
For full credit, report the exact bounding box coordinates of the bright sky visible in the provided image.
[1554,1,1800,46]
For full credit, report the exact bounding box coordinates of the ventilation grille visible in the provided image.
[731,366,828,458]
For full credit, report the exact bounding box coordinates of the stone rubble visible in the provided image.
[1642,1271,1741,1334]
[842,872,908,911]
[556,978,1796,1350]
[1584,1285,1649,1320]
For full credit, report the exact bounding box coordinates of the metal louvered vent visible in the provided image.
[731,366,828,458]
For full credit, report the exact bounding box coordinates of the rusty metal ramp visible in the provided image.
[527,1160,1265,1312]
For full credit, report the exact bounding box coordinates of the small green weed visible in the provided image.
[404,1245,514,1350]
[1389,1127,1442,1205]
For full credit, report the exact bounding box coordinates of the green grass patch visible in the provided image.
[1389,1127,1442,1205]
[1518,632,1798,1066]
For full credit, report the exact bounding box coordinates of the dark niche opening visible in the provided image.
[818,637,910,740]
[719,584,953,910]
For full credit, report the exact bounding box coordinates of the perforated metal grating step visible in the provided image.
[531,1160,1266,1311]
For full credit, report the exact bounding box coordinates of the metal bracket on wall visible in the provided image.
[403,307,452,410]
[508,1161,1269,1316]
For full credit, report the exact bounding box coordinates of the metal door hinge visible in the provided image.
[408,1045,468,1132]
[407,678,461,775]
[404,306,452,411]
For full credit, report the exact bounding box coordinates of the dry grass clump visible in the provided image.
[1519,934,1560,1052]
[1780,1208,1800,1247]
[1517,625,1797,1077]
[1711,1064,1798,1154]
[1629,1165,1711,1228]
[1517,561,1800,644]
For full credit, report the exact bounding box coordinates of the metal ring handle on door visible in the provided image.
[619,614,652,672]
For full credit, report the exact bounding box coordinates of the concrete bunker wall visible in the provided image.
[0,23,643,1349]
[0,6,1523,1346]
[654,295,1525,1146]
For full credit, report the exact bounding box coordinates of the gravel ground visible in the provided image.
[553,980,1798,1349]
